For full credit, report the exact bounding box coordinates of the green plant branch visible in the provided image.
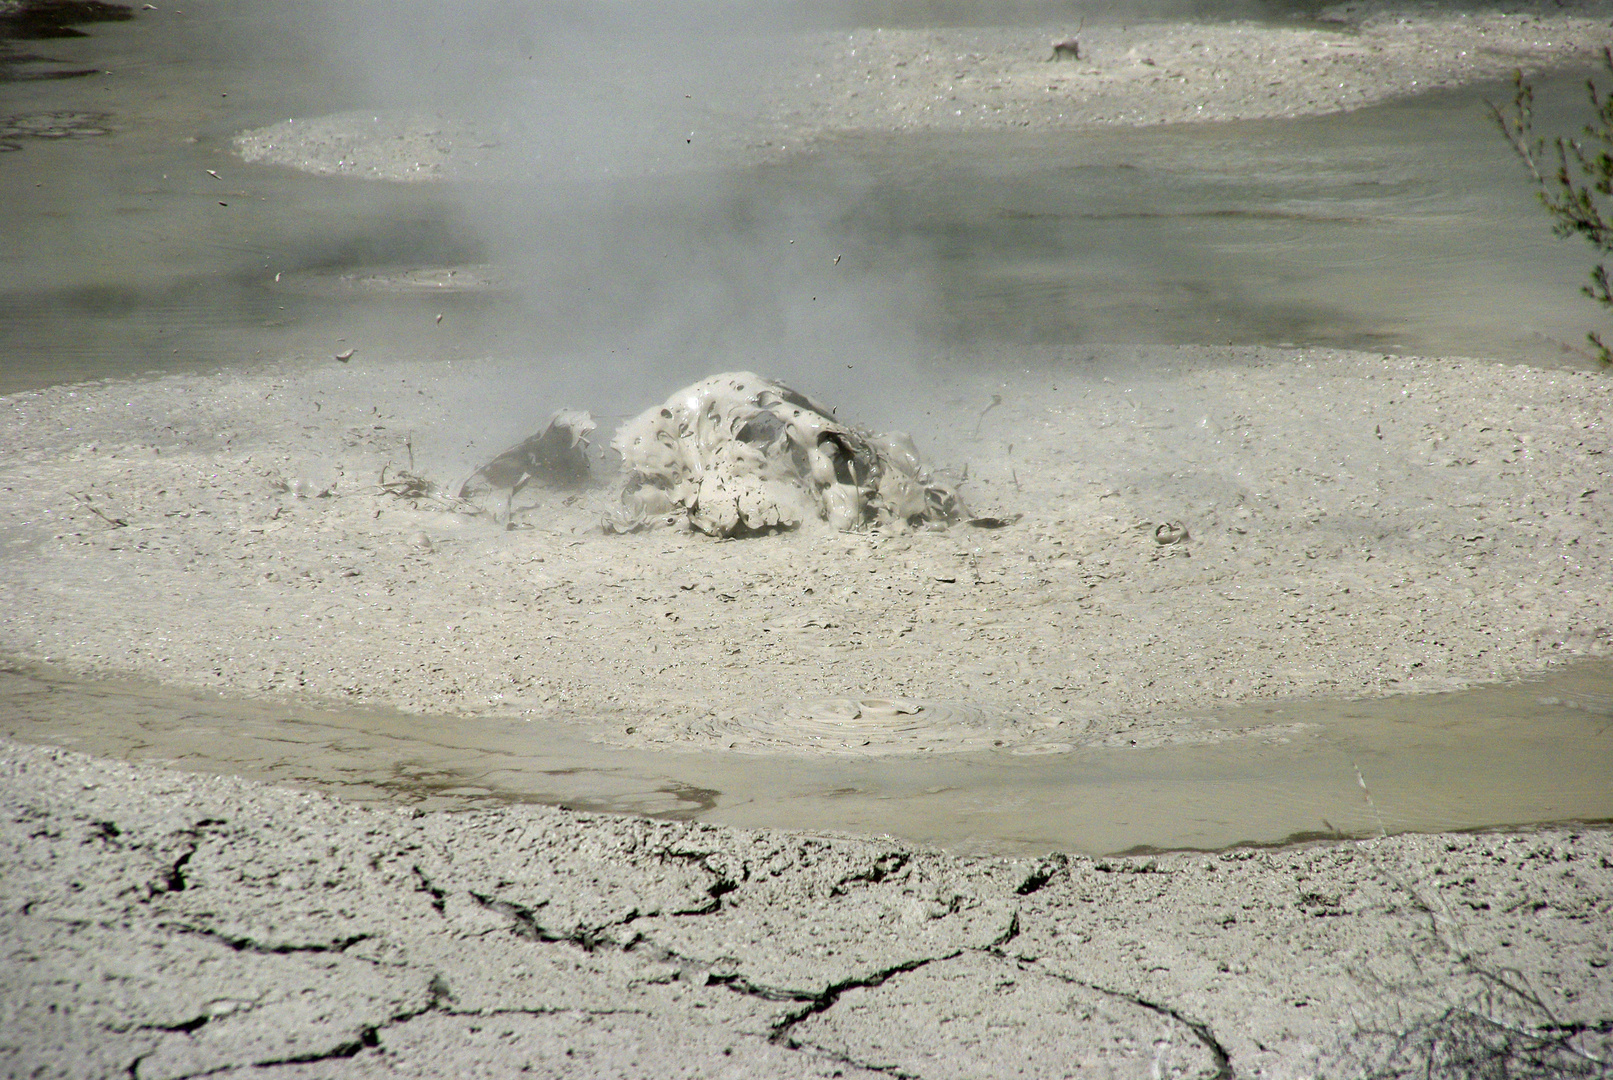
[1490,47,1613,367]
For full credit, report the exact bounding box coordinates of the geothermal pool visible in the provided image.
[2,0,1609,856]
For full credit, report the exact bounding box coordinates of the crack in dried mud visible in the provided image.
[766,953,964,1053]
[160,923,375,958]
[461,849,985,1076]
[1014,853,1070,896]
[1023,960,1236,1080]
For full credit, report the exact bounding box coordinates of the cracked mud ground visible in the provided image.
[4,741,1610,1079]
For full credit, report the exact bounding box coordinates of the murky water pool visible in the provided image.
[824,93,1604,361]
[2,660,1609,856]
[2,2,1609,853]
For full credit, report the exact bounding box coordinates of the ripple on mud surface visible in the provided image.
[1090,721,1319,749]
[602,698,1332,757]
[608,697,1084,757]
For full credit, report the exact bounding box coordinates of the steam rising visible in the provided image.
[270,0,1446,442]
[215,0,1609,468]
[291,0,933,433]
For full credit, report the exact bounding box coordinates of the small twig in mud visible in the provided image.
[1355,762,1388,838]
[974,394,1002,437]
[1012,467,1021,492]
[376,463,432,498]
[71,492,127,528]
[1324,754,1612,1076]
[374,465,481,515]
[406,431,415,473]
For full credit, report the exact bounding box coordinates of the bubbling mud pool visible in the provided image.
[3,659,1609,856]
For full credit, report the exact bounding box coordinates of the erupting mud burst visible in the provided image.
[604,372,963,537]
[457,408,596,524]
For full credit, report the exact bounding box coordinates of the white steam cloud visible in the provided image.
[290,0,947,432]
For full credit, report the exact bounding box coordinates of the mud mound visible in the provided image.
[606,371,961,538]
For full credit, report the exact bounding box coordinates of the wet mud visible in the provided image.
[5,655,1610,856]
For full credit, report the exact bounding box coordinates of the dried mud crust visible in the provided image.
[232,112,494,184]
[3,739,1610,1079]
[0,345,1607,755]
[768,1,1613,141]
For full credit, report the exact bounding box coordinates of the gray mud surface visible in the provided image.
[0,346,1607,755]
[4,739,1611,1079]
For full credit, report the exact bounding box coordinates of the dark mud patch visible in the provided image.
[0,0,131,41]
[0,1,133,85]
[0,108,109,149]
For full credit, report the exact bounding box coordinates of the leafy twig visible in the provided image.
[1490,48,1613,366]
